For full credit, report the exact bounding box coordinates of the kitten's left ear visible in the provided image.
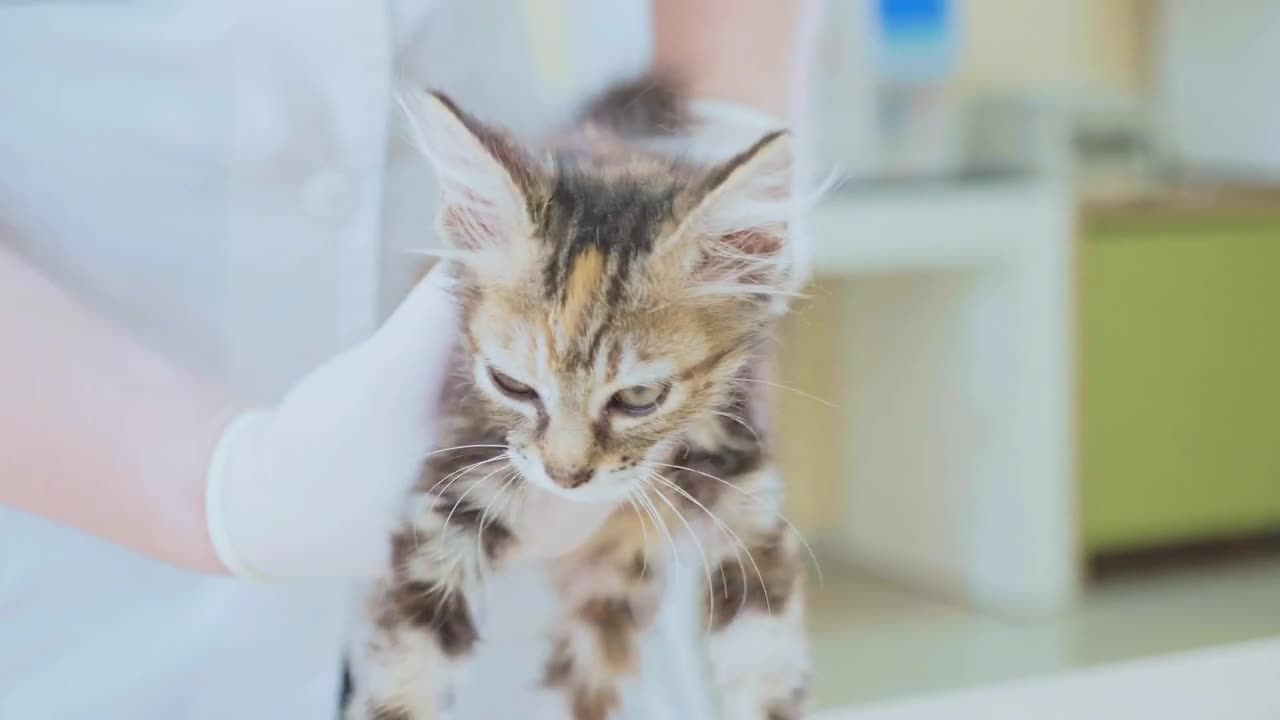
[676,130,798,306]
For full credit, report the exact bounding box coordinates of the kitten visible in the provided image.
[343,77,810,720]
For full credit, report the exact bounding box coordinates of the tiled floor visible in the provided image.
[806,553,1280,710]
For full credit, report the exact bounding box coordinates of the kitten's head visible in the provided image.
[412,91,796,503]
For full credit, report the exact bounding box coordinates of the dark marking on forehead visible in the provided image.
[531,150,711,371]
[539,153,682,299]
[585,323,610,370]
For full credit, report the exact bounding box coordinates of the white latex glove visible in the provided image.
[636,99,785,165]
[686,99,788,160]
[205,268,458,580]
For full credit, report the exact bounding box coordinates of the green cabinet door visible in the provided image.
[1081,214,1280,552]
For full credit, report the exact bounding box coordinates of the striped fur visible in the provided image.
[345,79,809,720]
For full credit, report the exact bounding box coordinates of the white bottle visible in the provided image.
[874,0,961,179]
[812,1,880,183]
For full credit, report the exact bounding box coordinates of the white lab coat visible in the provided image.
[0,1,709,718]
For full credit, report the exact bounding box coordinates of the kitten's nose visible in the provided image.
[545,464,593,489]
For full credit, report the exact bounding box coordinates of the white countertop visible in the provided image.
[810,180,1071,275]
[815,636,1280,720]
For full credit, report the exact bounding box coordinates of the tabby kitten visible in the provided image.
[343,79,809,720]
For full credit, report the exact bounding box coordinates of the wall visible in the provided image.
[954,0,1147,100]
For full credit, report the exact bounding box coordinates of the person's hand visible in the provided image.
[205,268,458,580]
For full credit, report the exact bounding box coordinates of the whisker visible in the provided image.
[643,459,824,587]
[645,469,748,586]
[425,455,508,494]
[412,454,512,555]
[634,481,675,566]
[634,483,680,568]
[476,471,521,569]
[646,471,769,617]
[398,247,473,261]
[691,284,807,299]
[642,472,717,637]
[410,515,423,557]
[441,462,512,543]
[423,454,510,498]
[634,488,673,576]
[733,376,839,409]
[495,472,524,521]
[633,489,672,576]
[423,443,509,459]
[708,411,761,443]
[624,490,651,580]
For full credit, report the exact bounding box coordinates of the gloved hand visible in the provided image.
[205,268,458,580]
[686,99,788,161]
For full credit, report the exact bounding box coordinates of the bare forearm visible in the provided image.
[652,0,824,121]
[0,244,236,573]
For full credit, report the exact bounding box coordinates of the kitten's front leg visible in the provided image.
[541,511,666,720]
[344,576,475,720]
[689,465,810,720]
[344,465,517,720]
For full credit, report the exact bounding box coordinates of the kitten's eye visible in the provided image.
[489,368,537,400]
[610,384,668,415]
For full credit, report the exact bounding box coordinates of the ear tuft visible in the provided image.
[399,90,540,252]
[679,131,797,301]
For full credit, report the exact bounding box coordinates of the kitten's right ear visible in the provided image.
[400,91,541,251]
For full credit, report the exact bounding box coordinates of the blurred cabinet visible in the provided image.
[1157,0,1280,180]
[782,182,1078,616]
[1081,206,1280,552]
